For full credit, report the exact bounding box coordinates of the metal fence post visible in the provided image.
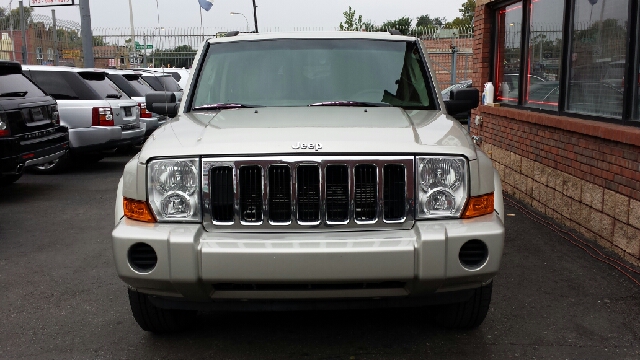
[79,0,95,67]
[52,9,59,66]
[143,33,147,67]
[19,0,26,64]
[450,44,458,86]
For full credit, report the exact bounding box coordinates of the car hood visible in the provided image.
[139,107,477,162]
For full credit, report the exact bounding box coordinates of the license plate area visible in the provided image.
[124,107,132,117]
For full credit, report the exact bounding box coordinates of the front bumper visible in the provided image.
[112,213,504,302]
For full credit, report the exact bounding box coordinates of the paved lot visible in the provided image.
[1,154,639,360]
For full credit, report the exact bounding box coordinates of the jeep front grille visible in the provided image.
[202,156,414,232]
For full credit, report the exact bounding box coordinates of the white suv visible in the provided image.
[113,32,505,333]
[23,66,144,172]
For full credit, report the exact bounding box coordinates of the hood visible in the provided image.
[139,107,477,162]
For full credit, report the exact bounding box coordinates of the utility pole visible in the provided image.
[19,0,26,64]
[79,0,94,67]
[52,9,59,66]
[252,0,258,33]
[128,0,136,67]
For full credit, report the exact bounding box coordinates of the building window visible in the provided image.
[524,0,565,110]
[495,2,523,104]
[567,0,628,118]
[492,0,638,125]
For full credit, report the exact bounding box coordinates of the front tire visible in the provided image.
[432,282,493,330]
[128,289,196,333]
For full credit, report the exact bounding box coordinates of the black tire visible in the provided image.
[0,173,22,185]
[433,282,493,330]
[30,153,70,174]
[128,289,196,333]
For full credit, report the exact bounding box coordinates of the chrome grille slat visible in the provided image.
[202,156,415,232]
[325,165,349,223]
[210,166,235,222]
[354,164,378,222]
[384,164,407,222]
[268,165,292,223]
[296,165,321,223]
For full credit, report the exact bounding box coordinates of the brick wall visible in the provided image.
[471,2,640,264]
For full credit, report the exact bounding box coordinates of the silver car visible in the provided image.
[104,69,166,137]
[23,66,145,172]
[113,32,505,333]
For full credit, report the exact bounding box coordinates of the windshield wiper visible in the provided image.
[308,101,390,107]
[106,93,122,99]
[192,103,261,111]
[0,91,28,97]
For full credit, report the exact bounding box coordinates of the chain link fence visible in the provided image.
[1,8,472,90]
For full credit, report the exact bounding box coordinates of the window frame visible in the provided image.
[490,0,640,126]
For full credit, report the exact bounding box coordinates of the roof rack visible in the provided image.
[226,31,240,37]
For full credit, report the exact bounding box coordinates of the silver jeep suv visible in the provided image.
[23,66,144,172]
[113,32,505,333]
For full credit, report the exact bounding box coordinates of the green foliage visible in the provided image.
[380,17,412,35]
[446,0,475,28]
[0,6,34,29]
[416,15,446,28]
[150,45,196,68]
[339,6,364,31]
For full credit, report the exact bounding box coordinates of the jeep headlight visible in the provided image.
[417,156,468,219]
[148,158,201,222]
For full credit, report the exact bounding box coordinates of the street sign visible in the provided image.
[62,49,81,59]
[135,44,154,50]
[30,0,75,7]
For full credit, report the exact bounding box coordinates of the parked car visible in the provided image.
[22,66,145,173]
[0,61,69,184]
[113,32,505,333]
[145,68,190,90]
[139,72,183,102]
[105,70,166,137]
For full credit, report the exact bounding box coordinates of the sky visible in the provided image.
[3,0,466,31]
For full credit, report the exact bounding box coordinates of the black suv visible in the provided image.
[0,61,69,185]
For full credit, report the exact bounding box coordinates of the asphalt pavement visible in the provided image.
[1,154,639,360]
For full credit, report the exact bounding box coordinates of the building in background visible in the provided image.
[472,0,640,264]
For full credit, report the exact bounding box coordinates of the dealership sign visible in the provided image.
[30,0,76,7]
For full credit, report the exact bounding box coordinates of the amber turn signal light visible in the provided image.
[462,193,495,219]
[123,198,156,223]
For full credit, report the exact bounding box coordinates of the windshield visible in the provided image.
[191,39,436,109]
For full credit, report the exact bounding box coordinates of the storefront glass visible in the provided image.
[524,0,565,110]
[567,0,628,118]
[495,2,523,105]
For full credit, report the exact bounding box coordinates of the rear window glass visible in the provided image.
[125,75,154,96]
[79,72,130,100]
[26,70,99,100]
[0,73,47,99]
[143,75,181,92]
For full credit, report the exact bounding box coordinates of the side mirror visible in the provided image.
[146,91,179,118]
[444,88,480,117]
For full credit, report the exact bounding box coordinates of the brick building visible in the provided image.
[471,0,640,264]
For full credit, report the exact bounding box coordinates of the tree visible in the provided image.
[380,17,412,35]
[446,0,475,29]
[0,6,34,29]
[339,6,364,31]
[416,15,446,28]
